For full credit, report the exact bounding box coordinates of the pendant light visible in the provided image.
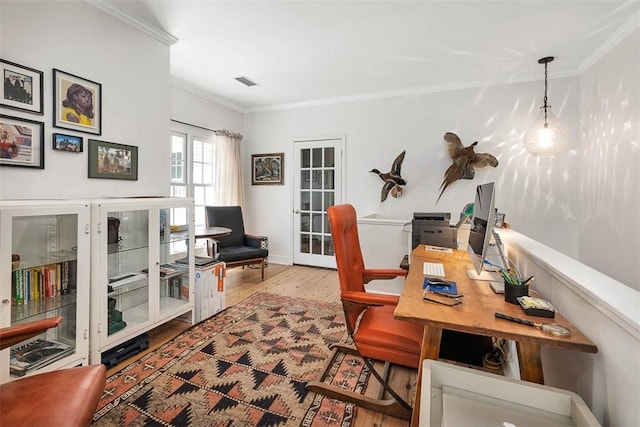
[523,56,568,156]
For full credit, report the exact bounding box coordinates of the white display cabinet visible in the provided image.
[0,200,91,383]
[89,198,194,364]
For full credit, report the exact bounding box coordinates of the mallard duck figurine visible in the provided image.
[370,150,406,202]
[437,132,498,202]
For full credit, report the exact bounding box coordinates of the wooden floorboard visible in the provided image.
[105,263,412,427]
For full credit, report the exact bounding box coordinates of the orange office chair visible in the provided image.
[306,204,424,420]
[0,316,107,427]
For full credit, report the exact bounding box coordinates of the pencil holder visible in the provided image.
[504,282,529,305]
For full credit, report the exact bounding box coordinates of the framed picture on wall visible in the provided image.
[0,114,44,169]
[88,139,138,180]
[251,152,284,185]
[52,133,83,152]
[1,59,44,114]
[53,69,102,135]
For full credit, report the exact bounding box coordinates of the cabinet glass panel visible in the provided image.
[9,213,78,378]
[158,207,190,318]
[106,209,149,335]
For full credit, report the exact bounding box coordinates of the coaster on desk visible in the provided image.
[423,278,458,295]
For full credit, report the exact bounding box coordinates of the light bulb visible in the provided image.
[523,109,569,156]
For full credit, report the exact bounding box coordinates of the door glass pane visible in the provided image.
[324,192,335,210]
[324,170,334,190]
[312,192,322,211]
[311,235,322,254]
[311,171,322,189]
[301,171,310,189]
[324,147,335,167]
[300,234,310,253]
[312,148,322,167]
[301,148,310,168]
[312,213,322,233]
[300,191,310,211]
[300,213,310,232]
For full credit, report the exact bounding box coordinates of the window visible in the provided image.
[170,127,216,228]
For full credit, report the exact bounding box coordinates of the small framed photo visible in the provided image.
[1,59,44,114]
[252,152,284,185]
[53,69,102,135]
[88,139,138,180]
[53,133,83,152]
[0,114,44,169]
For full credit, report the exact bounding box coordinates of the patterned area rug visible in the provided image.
[93,292,370,426]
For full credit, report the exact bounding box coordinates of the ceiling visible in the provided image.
[96,0,639,112]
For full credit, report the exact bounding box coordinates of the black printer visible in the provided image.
[411,212,457,249]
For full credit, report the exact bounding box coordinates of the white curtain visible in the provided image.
[214,130,244,208]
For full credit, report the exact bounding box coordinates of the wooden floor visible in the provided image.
[107,263,413,427]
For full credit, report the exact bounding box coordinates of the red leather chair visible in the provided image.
[306,204,423,420]
[0,316,107,427]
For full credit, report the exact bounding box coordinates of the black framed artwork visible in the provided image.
[251,152,284,185]
[53,69,102,135]
[88,139,138,180]
[1,59,44,115]
[0,114,44,169]
[52,133,83,152]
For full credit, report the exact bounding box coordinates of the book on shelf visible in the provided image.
[10,338,74,377]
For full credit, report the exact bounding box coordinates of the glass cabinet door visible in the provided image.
[105,209,150,337]
[2,203,89,382]
[158,205,191,319]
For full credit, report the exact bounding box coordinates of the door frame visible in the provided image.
[291,134,345,268]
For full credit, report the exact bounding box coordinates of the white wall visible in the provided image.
[578,28,640,289]
[170,85,243,134]
[243,78,583,272]
[0,0,171,199]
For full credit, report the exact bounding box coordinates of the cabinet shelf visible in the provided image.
[11,250,77,272]
[11,293,77,324]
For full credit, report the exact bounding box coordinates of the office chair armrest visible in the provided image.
[0,316,62,350]
[245,234,269,250]
[362,268,407,284]
[341,290,399,307]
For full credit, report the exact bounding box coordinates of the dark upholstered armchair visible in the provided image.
[0,316,107,426]
[205,206,269,280]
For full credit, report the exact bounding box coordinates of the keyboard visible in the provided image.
[424,245,454,254]
[423,261,446,278]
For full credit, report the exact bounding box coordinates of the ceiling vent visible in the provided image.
[235,76,257,87]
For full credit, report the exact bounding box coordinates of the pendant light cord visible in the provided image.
[543,60,549,127]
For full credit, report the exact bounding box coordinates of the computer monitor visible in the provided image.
[466,182,503,281]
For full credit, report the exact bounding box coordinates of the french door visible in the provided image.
[293,137,344,268]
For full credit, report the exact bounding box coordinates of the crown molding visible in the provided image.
[579,9,640,74]
[246,69,579,114]
[86,0,179,46]
[170,77,246,113]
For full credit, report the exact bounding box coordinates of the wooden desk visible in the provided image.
[394,246,597,426]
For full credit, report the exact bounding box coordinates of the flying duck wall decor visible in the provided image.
[370,150,406,202]
[437,132,498,202]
